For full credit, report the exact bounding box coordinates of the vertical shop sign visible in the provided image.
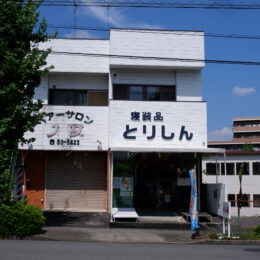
[189,168,199,231]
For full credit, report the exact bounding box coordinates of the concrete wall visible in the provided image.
[202,154,260,216]
[109,29,205,68]
[176,70,202,101]
[40,39,109,73]
[34,75,48,104]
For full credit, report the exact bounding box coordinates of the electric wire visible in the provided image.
[49,50,260,66]
[11,0,260,9]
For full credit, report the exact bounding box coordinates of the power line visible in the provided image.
[14,1,260,9]
[3,21,260,41]
[50,50,260,66]
[3,47,260,66]
[46,25,260,40]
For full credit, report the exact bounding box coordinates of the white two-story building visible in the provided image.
[19,29,223,223]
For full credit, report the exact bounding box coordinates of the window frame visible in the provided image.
[228,194,236,207]
[221,162,235,175]
[237,193,250,207]
[236,162,250,175]
[206,162,220,175]
[49,89,108,106]
[253,194,260,208]
[113,84,176,101]
[253,162,260,175]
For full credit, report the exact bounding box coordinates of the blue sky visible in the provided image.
[39,0,260,141]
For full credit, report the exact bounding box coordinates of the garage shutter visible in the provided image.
[45,151,107,211]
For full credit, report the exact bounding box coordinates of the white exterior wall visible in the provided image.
[109,29,204,68]
[34,75,48,104]
[202,154,260,216]
[110,69,176,85]
[40,39,109,73]
[176,70,202,101]
[48,73,108,90]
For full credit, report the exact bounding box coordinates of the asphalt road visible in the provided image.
[0,240,259,260]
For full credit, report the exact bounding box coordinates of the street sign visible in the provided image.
[223,201,231,220]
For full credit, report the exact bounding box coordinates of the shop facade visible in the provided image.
[18,29,222,222]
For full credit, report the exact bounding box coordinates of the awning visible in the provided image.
[110,147,225,154]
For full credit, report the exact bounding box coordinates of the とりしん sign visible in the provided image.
[123,111,194,141]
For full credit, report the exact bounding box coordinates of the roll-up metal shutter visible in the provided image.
[45,151,107,211]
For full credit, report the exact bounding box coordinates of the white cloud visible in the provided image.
[233,86,256,96]
[83,5,162,29]
[63,30,95,38]
[85,6,124,27]
[208,127,232,141]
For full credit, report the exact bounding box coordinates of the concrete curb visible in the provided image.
[24,229,260,245]
[192,239,260,246]
[25,236,260,246]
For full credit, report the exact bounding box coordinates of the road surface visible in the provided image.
[0,240,259,260]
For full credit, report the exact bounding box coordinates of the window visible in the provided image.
[228,194,236,207]
[237,194,250,207]
[49,89,88,106]
[221,163,235,175]
[236,162,249,175]
[49,89,108,106]
[113,84,176,101]
[253,195,260,207]
[206,163,220,175]
[88,91,108,106]
[253,162,260,175]
[129,86,143,100]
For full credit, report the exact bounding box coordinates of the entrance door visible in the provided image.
[133,153,196,214]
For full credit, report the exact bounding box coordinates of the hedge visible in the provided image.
[0,202,45,239]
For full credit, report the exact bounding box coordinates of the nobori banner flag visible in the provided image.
[189,168,199,231]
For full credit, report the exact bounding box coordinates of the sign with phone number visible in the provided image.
[49,139,80,146]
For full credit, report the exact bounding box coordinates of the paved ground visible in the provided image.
[30,227,195,243]
[0,240,259,260]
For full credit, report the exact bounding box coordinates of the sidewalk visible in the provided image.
[27,226,260,245]
[29,227,197,244]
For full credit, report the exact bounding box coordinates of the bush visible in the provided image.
[0,202,45,239]
[254,225,260,234]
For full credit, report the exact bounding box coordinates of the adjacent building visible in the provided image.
[203,117,260,217]
[18,29,223,223]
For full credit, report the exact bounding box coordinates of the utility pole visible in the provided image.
[73,0,77,38]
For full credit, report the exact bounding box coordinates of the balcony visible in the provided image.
[233,126,260,133]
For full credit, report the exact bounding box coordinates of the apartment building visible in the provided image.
[18,29,223,222]
[203,117,260,217]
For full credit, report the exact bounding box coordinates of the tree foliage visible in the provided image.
[242,143,253,152]
[0,0,53,204]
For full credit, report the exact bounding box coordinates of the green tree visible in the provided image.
[242,143,253,152]
[0,0,53,204]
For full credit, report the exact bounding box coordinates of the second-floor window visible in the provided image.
[113,84,176,101]
[49,89,108,106]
